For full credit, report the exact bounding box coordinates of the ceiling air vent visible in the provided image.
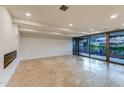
[60,5,69,11]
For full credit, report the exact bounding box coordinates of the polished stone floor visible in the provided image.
[7,55,124,87]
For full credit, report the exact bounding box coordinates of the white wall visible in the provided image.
[20,33,72,60]
[0,7,20,86]
[0,7,72,86]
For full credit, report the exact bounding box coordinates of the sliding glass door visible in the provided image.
[109,31,124,64]
[73,37,78,55]
[90,34,106,60]
[73,30,124,65]
[79,36,89,57]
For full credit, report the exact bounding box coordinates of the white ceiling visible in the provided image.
[4,5,124,37]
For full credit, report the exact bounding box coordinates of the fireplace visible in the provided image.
[4,50,17,68]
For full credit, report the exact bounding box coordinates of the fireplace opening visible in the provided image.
[4,50,17,68]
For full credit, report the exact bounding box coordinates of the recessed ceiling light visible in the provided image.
[69,24,73,26]
[110,14,118,19]
[90,28,94,31]
[25,13,31,16]
[122,23,124,26]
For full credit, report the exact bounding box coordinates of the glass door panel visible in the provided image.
[79,36,89,57]
[90,34,106,60]
[109,31,124,64]
[73,37,78,55]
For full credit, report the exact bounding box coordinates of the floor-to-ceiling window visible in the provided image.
[90,34,106,60]
[79,36,89,57]
[73,37,78,55]
[73,30,124,65]
[109,31,124,64]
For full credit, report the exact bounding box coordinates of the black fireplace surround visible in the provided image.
[4,50,17,68]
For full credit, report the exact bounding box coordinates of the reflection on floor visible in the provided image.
[7,55,124,87]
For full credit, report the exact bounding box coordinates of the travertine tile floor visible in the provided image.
[7,55,124,87]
